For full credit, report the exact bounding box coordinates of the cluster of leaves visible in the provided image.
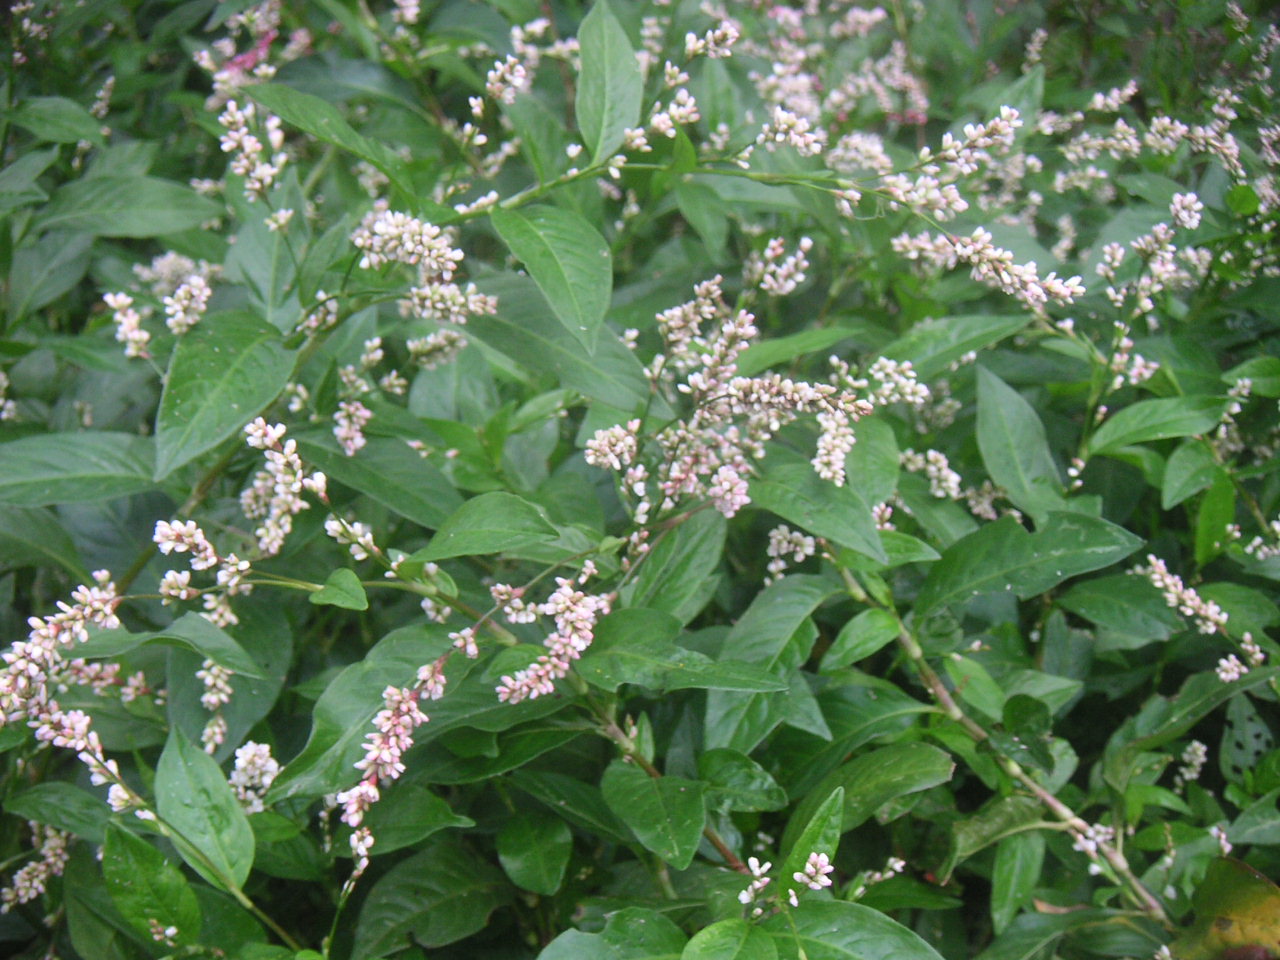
[1,1,1279,959]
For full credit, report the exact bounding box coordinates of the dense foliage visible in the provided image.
[1,1,1279,958]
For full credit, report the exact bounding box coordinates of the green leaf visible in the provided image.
[12,96,105,145]
[346,783,473,856]
[5,782,109,844]
[914,512,1143,618]
[683,919,778,960]
[1057,574,1181,643]
[883,314,1031,380]
[246,84,419,202]
[0,146,56,217]
[1162,441,1220,509]
[1194,473,1236,567]
[1088,396,1225,455]
[36,176,222,237]
[102,824,202,948]
[945,656,1007,722]
[976,367,1063,522]
[1104,668,1280,790]
[601,760,706,869]
[675,180,730,260]
[1225,356,1280,397]
[750,458,886,563]
[738,327,869,378]
[0,504,88,578]
[0,432,155,505]
[296,434,463,531]
[155,311,294,478]
[414,491,558,561]
[470,274,649,411]
[308,568,369,610]
[781,743,954,856]
[819,608,900,673]
[156,727,255,891]
[352,841,510,958]
[764,900,946,960]
[541,907,689,960]
[579,609,787,693]
[705,576,838,752]
[941,796,1045,881]
[575,0,642,162]
[621,508,726,623]
[779,786,844,895]
[497,810,572,895]
[511,769,633,844]
[490,205,612,350]
[991,832,1044,934]
[1172,858,1280,960]
[699,749,789,813]
[8,230,93,321]
[77,612,267,679]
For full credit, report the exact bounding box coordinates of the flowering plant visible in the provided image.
[1,1,1279,959]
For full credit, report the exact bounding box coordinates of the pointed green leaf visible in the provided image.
[1088,396,1225,455]
[683,918,778,960]
[490,205,612,350]
[415,491,558,561]
[750,458,886,563]
[155,311,294,478]
[156,727,255,891]
[779,786,844,894]
[103,824,202,948]
[0,432,155,505]
[0,504,89,578]
[497,810,572,895]
[576,0,643,163]
[765,900,946,960]
[36,176,222,237]
[915,512,1142,618]
[976,367,1063,521]
[601,760,706,869]
[76,612,267,679]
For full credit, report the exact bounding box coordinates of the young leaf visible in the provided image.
[490,205,612,350]
[1088,396,1225,455]
[414,491,559,561]
[575,0,642,162]
[1162,440,1219,509]
[976,367,1063,522]
[156,727,256,891]
[819,608,900,673]
[600,760,706,869]
[102,823,203,948]
[1194,473,1236,567]
[914,513,1142,618]
[155,311,294,479]
[621,508,726,623]
[497,810,572,895]
[0,432,155,505]
[308,568,369,610]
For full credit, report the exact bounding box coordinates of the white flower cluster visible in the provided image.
[793,850,835,890]
[240,418,327,556]
[217,99,287,200]
[163,274,212,334]
[1173,739,1207,791]
[757,106,828,157]
[352,205,464,275]
[738,856,772,906]
[324,517,377,562]
[901,448,963,500]
[485,54,529,105]
[750,236,814,297]
[585,420,641,471]
[496,577,612,704]
[765,525,817,584]
[104,291,151,358]
[0,824,69,913]
[685,20,739,59]
[650,88,700,138]
[0,370,15,421]
[334,399,373,457]
[1136,554,1228,634]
